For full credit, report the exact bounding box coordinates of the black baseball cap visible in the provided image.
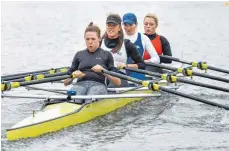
[106,14,122,25]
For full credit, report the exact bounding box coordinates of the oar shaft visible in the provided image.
[159,86,229,110]
[118,85,143,94]
[193,72,229,83]
[125,67,229,93]
[208,65,229,74]
[102,70,142,85]
[145,62,229,83]
[125,67,161,78]
[1,93,161,99]
[19,75,71,86]
[7,72,67,82]
[145,62,176,71]
[1,75,72,92]
[160,55,229,74]
[2,72,49,81]
[24,86,66,95]
[160,55,191,64]
[177,78,229,92]
[102,69,229,110]
[1,69,52,79]
[1,67,69,81]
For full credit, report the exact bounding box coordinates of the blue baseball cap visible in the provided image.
[122,13,137,25]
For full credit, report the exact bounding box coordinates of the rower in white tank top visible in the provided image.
[100,39,127,73]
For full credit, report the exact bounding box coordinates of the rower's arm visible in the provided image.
[104,73,121,86]
[63,78,73,86]
[160,36,172,64]
[125,64,138,68]
[124,39,145,69]
[67,52,80,75]
[64,52,80,86]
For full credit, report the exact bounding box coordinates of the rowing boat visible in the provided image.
[3,58,229,141]
[6,83,178,141]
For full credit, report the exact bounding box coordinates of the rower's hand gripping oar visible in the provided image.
[1,74,76,92]
[101,69,229,110]
[160,55,229,74]
[123,67,229,93]
[145,62,229,83]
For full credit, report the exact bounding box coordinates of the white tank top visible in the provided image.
[100,39,127,67]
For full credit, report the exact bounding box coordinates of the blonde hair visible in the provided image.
[144,13,158,27]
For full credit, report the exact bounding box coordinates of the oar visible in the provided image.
[1,69,52,79]
[5,72,67,82]
[117,76,164,94]
[160,55,229,74]
[24,86,66,95]
[1,67,68,81]
[1,66,68,78]
[123,67,229,93]
[1,74,74,92]
[145,62,229,83]
[1,93,161,99]
[102,69,229,110]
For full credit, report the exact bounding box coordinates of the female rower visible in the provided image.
[64,22,121,100]
[122,13,160,76]
[100,13,146,83]
[144,13,172,64]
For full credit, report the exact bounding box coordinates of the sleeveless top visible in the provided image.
[127,33,146,80]
[151,35,163,55]
[100,39,127,73]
